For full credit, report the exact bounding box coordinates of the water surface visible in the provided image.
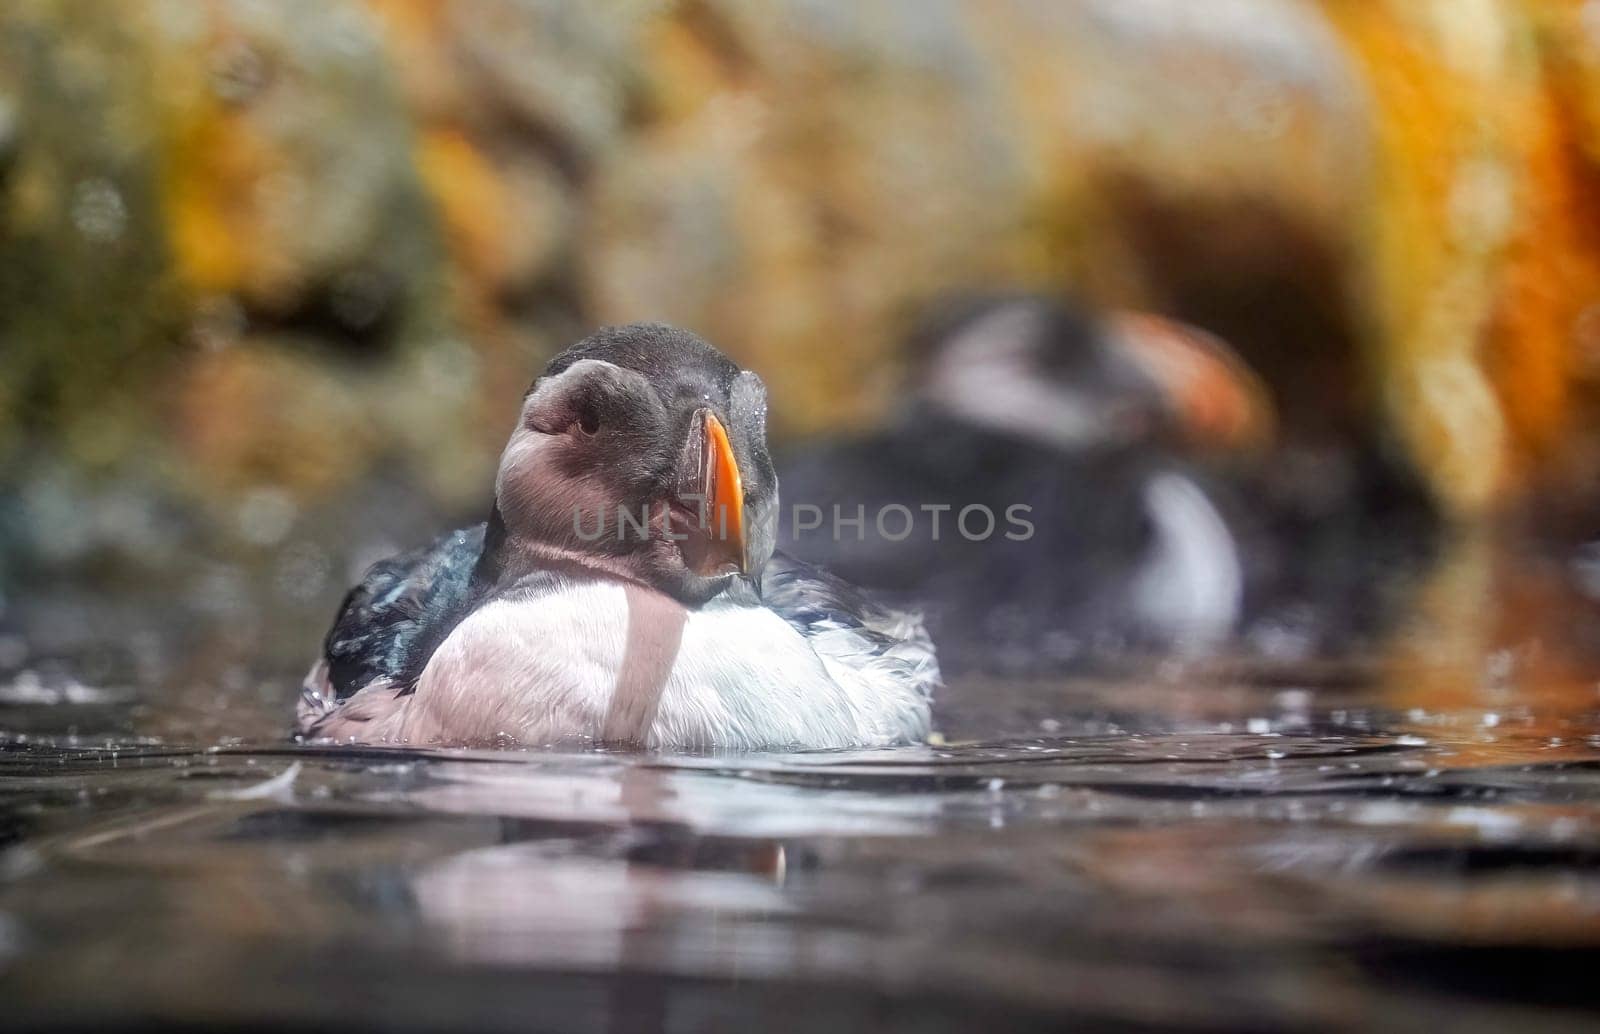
[2,547,1600,1031]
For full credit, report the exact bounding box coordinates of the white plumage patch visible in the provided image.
[1131,472,1242,648]
[302,581,933,751]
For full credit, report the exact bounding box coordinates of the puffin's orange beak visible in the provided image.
[697,410,747,574]
[1110,312,1273,451]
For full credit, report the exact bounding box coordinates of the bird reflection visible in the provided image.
[404,764,792,975]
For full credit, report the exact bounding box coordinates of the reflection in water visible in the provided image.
[1,709,1598,1030]
[411,764,796,974]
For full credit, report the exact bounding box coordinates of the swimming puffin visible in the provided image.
[298,323,938,750]
[777,294,1270,673]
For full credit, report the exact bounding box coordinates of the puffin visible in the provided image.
[298,323,938,751]
[776,294,1271,673]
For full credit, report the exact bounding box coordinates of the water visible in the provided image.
[2,544,1600,1030]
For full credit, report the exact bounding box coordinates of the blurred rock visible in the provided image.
[173,342,379,499]
[3,0,1600,552]
[584,0,1034,433]
[145,1,436,313]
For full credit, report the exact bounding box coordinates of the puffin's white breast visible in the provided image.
[404,581,929,750]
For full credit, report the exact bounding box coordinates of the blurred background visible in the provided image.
[4,0,1600,738]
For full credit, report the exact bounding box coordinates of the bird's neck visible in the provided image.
[471,505,663,601]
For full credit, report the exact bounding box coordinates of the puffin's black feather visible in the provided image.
[323,523,486,698]
[752,552,897,643]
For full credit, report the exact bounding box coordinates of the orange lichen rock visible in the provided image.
[1321,0,1600,514]
[159,81,273,300]
[140,2,434,313]
[1489,0,1600,506]
[1319,0,1525,514]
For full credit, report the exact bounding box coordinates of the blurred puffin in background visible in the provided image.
[777,295,1272,673]
[299,323,937,750]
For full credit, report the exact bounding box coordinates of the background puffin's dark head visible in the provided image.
[904,294,1101,386]
[903,293,1176,449]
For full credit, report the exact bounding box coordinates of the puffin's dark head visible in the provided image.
[492,323,778,605]
[909,295,1271,453]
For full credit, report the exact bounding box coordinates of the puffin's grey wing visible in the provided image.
[755,552,941,704]
[321,523,486,699]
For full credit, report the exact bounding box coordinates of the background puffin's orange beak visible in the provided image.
[700,410,748,574]
[1110,312,1275,452]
